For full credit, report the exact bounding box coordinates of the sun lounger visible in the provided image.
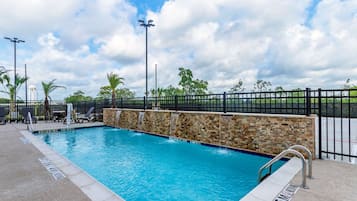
[77,107,95,123]
[21,108,37,124]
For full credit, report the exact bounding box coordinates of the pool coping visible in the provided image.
[21,130,125,201]
[32,124,105,133]
[240,157,302,201]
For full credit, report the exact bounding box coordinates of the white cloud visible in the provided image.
[0,0,79,38]
[1,0,357,100]
[38,33,61,48]
[98,25,145,64]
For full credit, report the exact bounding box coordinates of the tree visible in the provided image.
[254,80,272,92]
[0,73,28,115]
[275,86,284,92]
[97,86,135,100]
[163,85,184,96]
[41,79,65,119]
[150,87,166,97]
[350,85,357,103]
[0,66,8,80]
[65,90,93,103]
[178,67,208,95]
[229,79,244,93]
[0,98,9,104]
[344,78,350,89]
[106,72,124,108]
[116,88,135,98]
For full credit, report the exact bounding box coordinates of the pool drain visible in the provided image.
[275,184,299,201]
[39,157,66,181]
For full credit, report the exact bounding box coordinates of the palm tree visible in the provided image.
[41,79,65,120]
[0,66,7,78]
[107,72,124,108]
[0,73,28,116]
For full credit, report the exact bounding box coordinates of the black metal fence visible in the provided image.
[313,89,357,162]
[115,88,313,115]
[0,88,327,118]
[1,88,357,162]
[0,99,111,121]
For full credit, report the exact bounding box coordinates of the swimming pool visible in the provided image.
[37,127,285,201]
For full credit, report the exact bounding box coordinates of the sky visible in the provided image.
[0,0,357,100]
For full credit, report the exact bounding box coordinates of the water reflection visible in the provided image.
[104,132,118,147]
[43,134,50,144]
[66,134,76,152]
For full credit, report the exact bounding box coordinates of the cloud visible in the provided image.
[38,33,61,48]
[1,0,357,101]
[98,25,145,64]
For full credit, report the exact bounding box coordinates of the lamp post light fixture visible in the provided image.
[138,19,155,109]
[4,37,25,120]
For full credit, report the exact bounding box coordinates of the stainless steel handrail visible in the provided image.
[258,149,308,188]
[289,145,313,179]
[27,112,34,132]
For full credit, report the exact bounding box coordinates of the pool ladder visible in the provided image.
[27,112,34,132]
[257,145,313,189]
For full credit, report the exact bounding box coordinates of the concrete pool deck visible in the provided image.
[0,121,123,201]
[0,121,357,201]
[0,122,92,201]
[292,160,357,201]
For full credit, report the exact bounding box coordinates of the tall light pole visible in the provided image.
[138,19,155,109]
[25,64,28,108]
[4,37,25,120]
[155,63,158,107]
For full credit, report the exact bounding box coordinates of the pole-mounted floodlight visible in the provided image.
[4,37,25,121]
[138,19,155,109]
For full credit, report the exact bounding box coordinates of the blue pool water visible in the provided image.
[37,127,285,201]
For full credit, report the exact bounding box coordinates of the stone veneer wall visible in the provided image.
[103,108,315,157]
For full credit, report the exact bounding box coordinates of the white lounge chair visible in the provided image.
[77,107,95,123]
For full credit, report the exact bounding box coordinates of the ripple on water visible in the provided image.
[104,128,120,132]
[131,133,143,137]
[215,148,231,155]
[166,138,178,143]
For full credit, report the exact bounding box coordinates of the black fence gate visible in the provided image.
[313,89,357,162]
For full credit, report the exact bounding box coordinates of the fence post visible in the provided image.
[175,95,178,111]
[223,92,227,113]
[120,97,123,108]
[305,88,311,116]
[318,88,322,159]
[143,96,146,110]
